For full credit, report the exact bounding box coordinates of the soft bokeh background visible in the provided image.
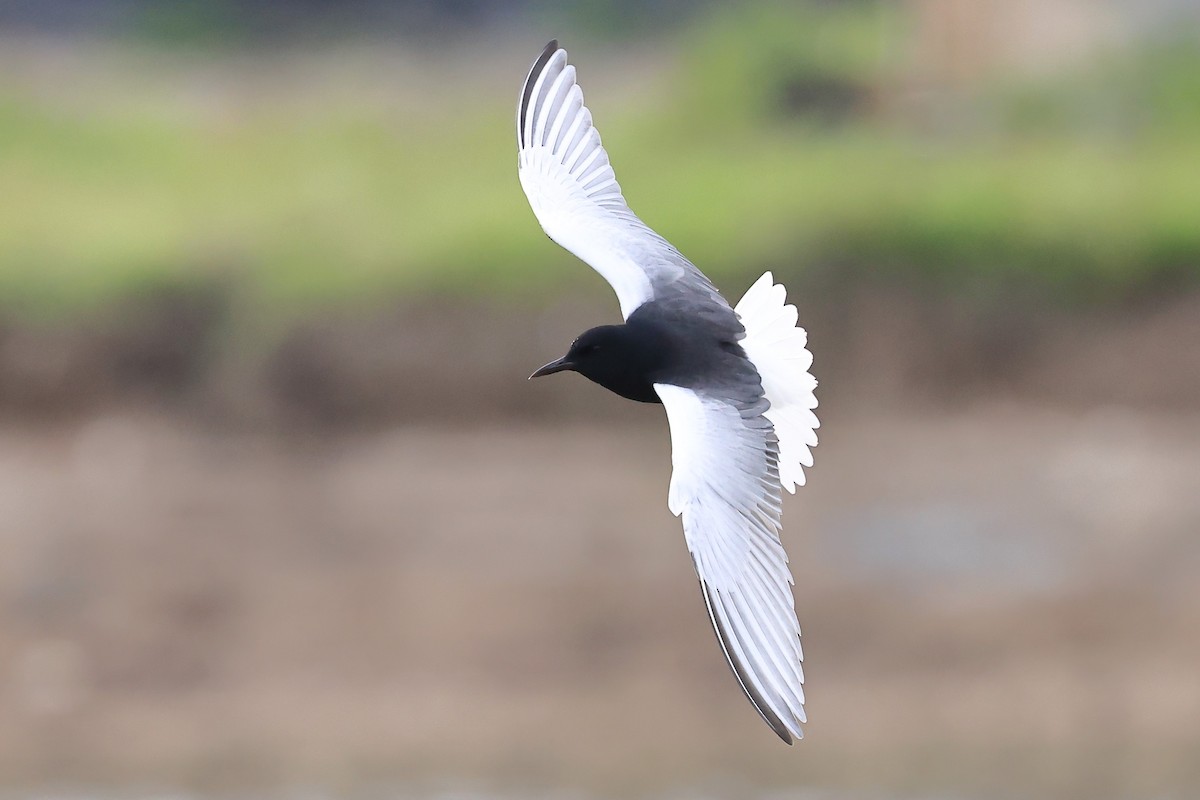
[2,1,1199,798]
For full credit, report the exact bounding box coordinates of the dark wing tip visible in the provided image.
[701,582,797,745]
[518,39,564,146]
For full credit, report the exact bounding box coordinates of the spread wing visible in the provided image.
[655,383,806,743]
[517,40,726,320]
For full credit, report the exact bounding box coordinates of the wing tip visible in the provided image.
[701,581,805,745]
[518,39,565,146]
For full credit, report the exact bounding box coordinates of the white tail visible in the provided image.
[735,272,819,493]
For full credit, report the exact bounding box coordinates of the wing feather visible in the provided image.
[516,41,727,320]
[656,383,806,743]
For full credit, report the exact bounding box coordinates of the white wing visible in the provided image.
[735,272,820,492]
[655,383,806,743]
[517,41,722,320]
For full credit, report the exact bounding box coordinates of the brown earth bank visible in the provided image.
[1,280,1198,427]
[0,403,1198,798]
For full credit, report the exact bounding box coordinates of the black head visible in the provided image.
[529,324,663,403]
[529,325,621,380]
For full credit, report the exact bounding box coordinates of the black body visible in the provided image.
[531,302,760,404]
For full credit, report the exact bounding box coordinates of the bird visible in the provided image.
[518,40,819,744]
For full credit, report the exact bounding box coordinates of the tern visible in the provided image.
[519,40,819,743]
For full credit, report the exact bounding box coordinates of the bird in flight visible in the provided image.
[518,40,819,743]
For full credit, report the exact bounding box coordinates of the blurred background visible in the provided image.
[1,1,1199,798]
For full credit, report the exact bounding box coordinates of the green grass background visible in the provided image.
[2,4,1198,323]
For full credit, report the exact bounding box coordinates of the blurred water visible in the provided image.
[1,407,1197,797]
[829,500,1068,592]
